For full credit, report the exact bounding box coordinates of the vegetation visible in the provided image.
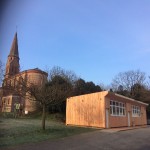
[111,70,150,101]
[111,70,150,117]
[3,66,101,130]
[73,78,102,96]
[0,114,96,148]
[2,66,150,131]
[47,66,77,114]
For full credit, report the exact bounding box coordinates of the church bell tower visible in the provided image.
[5,32,20,78]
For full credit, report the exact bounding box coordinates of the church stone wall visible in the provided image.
[24,70,48,113]
[1,69,47,113]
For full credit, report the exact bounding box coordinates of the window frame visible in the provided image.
[110,100,126,117]
[132,105,141,117]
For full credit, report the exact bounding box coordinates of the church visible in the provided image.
[0,32,48,114]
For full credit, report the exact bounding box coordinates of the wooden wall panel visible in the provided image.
[66,91,108,128]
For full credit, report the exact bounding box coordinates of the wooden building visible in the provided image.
[66,91,148,128]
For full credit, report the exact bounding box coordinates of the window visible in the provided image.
[7,80,11,86]
[132,105,141,117]
[7,100,9,104]
[11,80,14,86]
[110,100,126,116]
[3,99,6,104]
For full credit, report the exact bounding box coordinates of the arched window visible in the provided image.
[14,79,16,87]
[9,80,11,86]
[8,98,10,105]
[3,99,5,104]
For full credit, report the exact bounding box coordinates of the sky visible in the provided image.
[0,0,150,85]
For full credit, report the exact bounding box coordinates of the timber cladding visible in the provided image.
[66,91,108,128]
[66,91,148,128]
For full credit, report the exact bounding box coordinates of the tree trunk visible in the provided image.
[42,104,46,130]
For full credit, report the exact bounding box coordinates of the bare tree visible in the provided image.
[4,66,78,130]
[47,66,78,84]
[111,70,146,92]
[110,70,150,102]
[24,82,69,130]
[99,82,110,91]
[146,76,150,90]
[3,77,64,130]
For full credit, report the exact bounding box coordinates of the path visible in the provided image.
[3,126,150,150]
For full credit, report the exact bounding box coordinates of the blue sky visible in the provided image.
[1,0,150,85]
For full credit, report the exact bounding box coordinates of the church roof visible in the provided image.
[9,32,19,58]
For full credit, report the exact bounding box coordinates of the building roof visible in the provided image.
[114,93,149,106]
[67,91,149,106]
[3,68,48,80]
[9,32,19,58]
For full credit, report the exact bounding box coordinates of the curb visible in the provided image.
[101,125,149,133]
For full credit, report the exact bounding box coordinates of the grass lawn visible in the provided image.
[0,113,97,148]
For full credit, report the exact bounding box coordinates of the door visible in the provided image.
[106,109,109,128]
[128,112,130,127]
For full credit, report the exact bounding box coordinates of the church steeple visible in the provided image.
[5,32,20,78]
[9,32,19,58]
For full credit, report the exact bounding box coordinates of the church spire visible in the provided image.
[5,32,20,78]
[9,32,19,58]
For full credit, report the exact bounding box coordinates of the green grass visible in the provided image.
[0,114,97,148]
